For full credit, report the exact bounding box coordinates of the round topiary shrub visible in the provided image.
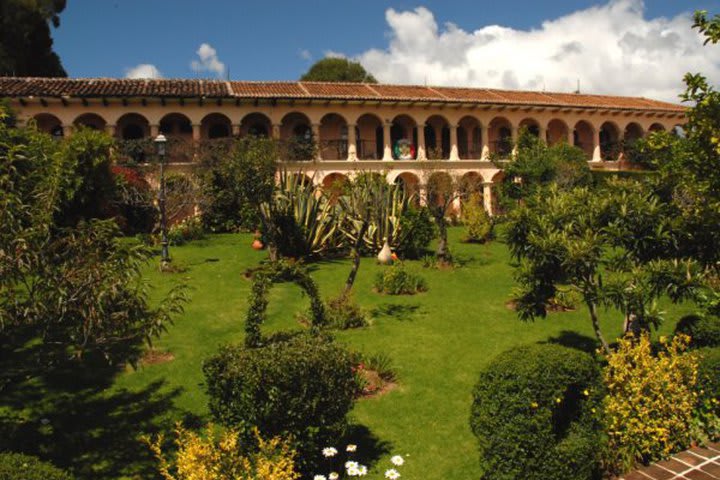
[470,343,605,480]
[0,452,74,480]
[203,334,357,472]
[675,314,720,348]
[374,263,428,295]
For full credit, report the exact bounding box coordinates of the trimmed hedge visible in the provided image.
[203,334,356,472]
[470,343,605,480]
[0,453,74,480]
[675,314,720,348]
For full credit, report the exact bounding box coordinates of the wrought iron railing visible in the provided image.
[319,139,349,160]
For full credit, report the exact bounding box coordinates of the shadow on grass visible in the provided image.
[371,303,421,322]
[0,330,187,480]
[545,330,599,354]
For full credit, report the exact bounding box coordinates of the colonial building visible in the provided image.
[0,77,686,214]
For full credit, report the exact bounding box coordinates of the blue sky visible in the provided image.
[53,1,720,100]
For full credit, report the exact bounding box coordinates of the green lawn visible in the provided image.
[111,227,691,479]
[0,227,692,479]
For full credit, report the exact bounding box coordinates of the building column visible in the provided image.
[417,124,427,160]
[232,124,241,137]
[538,124,547,144]
[592,128,601,161]
[312,123,322,161]
[382,121,392,161]
[449,124,459,161]
[150,124,160,138]
[567,128,573,145]
[483,182,494,216]
[419,184,428,206]
[105,124,116,137]
[272,123,281,140]
[347,123,357,161]
[511,125,519,158]
[617,130,626,161]
[481,126,490,160]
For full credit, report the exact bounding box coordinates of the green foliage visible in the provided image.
[676,314,720,348]
[300,57,377,83]
[322,293,368,330]
[168,216,205,246]
[199,136,277,233]
[203,334,357,474]
[396,205,436,258]
[496,129,592,210]
[694,10,720,44]
[111,165,157,234]
[244,260,326,348]
[603,334,698,473]
[0,109,185,363]
[0,0,67,77]
[363,352,397,383]
[374,263,428,295]
[470,343,604,480]
[693,347,720,441]
[462,193,493,243]
[0,452,74,480]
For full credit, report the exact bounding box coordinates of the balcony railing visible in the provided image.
[491,139,513,157]
[356,139,381,160]
[319,139,348,160]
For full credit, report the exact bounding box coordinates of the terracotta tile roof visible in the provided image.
[0,77,686,113]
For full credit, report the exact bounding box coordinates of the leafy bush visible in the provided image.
[203,334,357,473]
[675,314,720,348]
[0,452,74,480]
[111,165,157,235]
[463,193,493,243]
[364,352,397,383]
[323,293,368,330]
[146,423,299,480]
[396,206,435,258]
[374,263,428,295]
[603,334,698,473]
[693,347,720,441]
[168,216,205,246]
[470,343,604,480]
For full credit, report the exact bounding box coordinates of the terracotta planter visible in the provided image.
[251,239,263,250]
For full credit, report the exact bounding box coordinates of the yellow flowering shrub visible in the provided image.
[603,333,698,473]
[146,424,300,480]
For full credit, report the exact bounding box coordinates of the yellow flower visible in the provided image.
[530,402,539,409]
[555,397,562,404]
[583,389,589,397]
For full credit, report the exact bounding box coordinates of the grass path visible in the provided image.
[115,227,690,479]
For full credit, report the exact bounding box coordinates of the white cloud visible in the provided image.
[190,43,226,78]
[125,64,162,79]
[324,50,346,59]
[352,1,720,102]
[299,49,313,61]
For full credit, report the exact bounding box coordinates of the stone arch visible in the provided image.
[460,171,483,199]
[393,171,421,205]
[201,112,232,140]
[649,123,666,133]
[458,116,482,159]
[159,113,194,163]
[426,171,454,207]
[623,122,644,156]
[244,262,326,348]
[519,118,540,137]
[240,112,272,137]
[321,172,349,189]
[33,113,64,137]
[424,114,451,159]
[600,121,621,160]
[281,112,314,161]
[116,113,150,140]
[547,119,570,146]
[489,116,513,156]
[356,113,383,160]
[74,112,107,131]
[319,113,349,160]
[391,114,417,160]
[573,120,594,158]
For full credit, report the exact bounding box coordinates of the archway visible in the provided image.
[649,123,666,133]
[489,116,513,157]
[201,113,232,140]
[547,119,569,146]
[599,122,621,160]
[519,118,540,138]
[391,114,417,160]
[623,122,644,156]
[116,113,150,140]
[394,172,421,205]
[425,115,450,159]
[319,113,349,160]
[33,113,64,137]
[240,112,272,138]
[281,112,314,161]
[356,113,383,160]
[159,113,193,163]
[573,120,594,158]
[74,113,107,131]
[458,116,482,159]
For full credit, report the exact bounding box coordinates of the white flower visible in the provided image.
[314,476,327,480]
[345,461,359,470]
[357,465,368,476]
[322,447,338,458]
[346,461,367,476]
[329,473,339,480]
[385,469,401,480]
[346,443,357,452]
[391,455,404,466]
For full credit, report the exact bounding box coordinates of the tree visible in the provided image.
[506,182,702,354]
[0,0,67,77]
[300,58,377,83]
[0,107,184,366]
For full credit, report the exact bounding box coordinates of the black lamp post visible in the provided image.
[154,134,170,266]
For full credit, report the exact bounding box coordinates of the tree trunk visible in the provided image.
[436,216,449,261]
[344,221,368,295]
[587,300,611,355]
